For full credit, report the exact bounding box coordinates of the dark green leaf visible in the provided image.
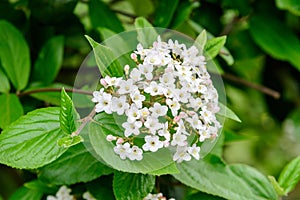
[0,67,10,93]
[153,0,179,27]
[33,36,64,85]
[89,0,124,33]
[57,135,83,148]
[0,20,30,90]
[86,177,115,200]
[205,36,227,60]
[0,93,23,129]
[278,156,300,194]
[0,107,67,169]
[113,172,155,200]
[249,14,300,71]
[85,35,123,77]
[60,87,76,134]
[276,0,300,16]
[9,186,43,200]
[39,143,114,185]
[170,1,199,28]
[128,0,154,17]
[24,179,58,194]
[134,17,158,48]
[173,155,277,200]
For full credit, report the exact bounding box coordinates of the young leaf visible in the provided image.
[0,67,10,93]
[0,107,67,169]
[268,176,286,196]
[134,17,158,48]
[218,103,241,122]
[195,30,207,54]
[153,0,179,27]
[0,20,30,90]
[89,0,124,33]
[32,36,64,85]
[278,156,300,194]
[60,87,76,135]
[205,36,227,60]
[0,93,23,129]
[89,117,176,174]
[113,172,155,200]
[9,186,43,200]
[57,135,83,148]
[173,155,277,200]
[39,143,114,185]
[85,35,123,77]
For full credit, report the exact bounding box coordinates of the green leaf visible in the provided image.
[86,177,115,200]
[60,87,76,134]
[128,0,154,17]
[0,67,10,93]
[171,1,199,28]
[57,135,83,148]
[173,155,277,200]
[0,93,23,129]
[278,156,300,194]
[24,179,58,194]
[218,103,241,122]
[276,0,300,16]
[134,17,158,48]
[205,36,227,60]
[0,107,67,169]
[186,191,225,200]
[195,30,207,55]
[0,20,30,90]
[249,14,300,71]
[9,186,43,200]
[268,176,286,196]
[153,0,179,27]
[148,162,179,175]
[39,143,114,185]
[33,36,64,85]
[89,0,124,33]
[113,172,155,200]
[89,116,175,174]
[85,35,123,77]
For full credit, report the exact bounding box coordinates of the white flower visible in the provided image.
[138,64,153,80]
[130,90,145,108]
[127,145,143,161]
[149,102,168,117]
[144,53,163,66]
[188,144,200,160]
[95,92,112,114]
[118,79,137,94]
[130,68,142,82]
[200,106,214,124]
[83,191,97,200]
[104,76,122,87]
[46,186,74,200]
[166,99,180,116]
[140,107,150,119]
[158,122,170,142]
[159,72,175,86]
[92,88,104,103]
[174,88,191,103]
[173,146,191,163]
[135,43,149,59]
[126,104,141,123]
[114,142,130,159]
[144,81,164,96]
[122,120,142,137]
[171,133,187,146]
[185,114,202,130]
[144,117,163,134]
[111,96,129,115]
[187,97,204,110]
[142,135,164,152]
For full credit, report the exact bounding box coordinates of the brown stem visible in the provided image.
[72,107,96,136]
[220,72,280,99]
[18,88,93,97]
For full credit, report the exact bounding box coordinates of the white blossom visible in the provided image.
[46,186,74,200]
[130,90,145,108]
[149,102,168,118]
[114,142,130,159]
[142,135,164,152]
[188,144,200,160]
[173,146,191,163]
[122,120,142,137]
[111,96,129,115]
[127,145,143,161]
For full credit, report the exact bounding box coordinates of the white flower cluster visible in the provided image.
[47,186,96,200]
[92,36,221,163]
[143,193,175,200]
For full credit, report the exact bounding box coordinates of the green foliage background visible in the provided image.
[0,0,299,199]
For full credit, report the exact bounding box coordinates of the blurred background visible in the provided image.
[0,0,299,199]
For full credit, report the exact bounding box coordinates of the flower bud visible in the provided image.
[106,134,117,141]
[116,138,124,144]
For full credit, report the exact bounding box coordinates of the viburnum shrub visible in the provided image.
[91,36,221,163]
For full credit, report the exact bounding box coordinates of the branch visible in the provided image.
[72,107,96,136]
[219,72,280,99]
[18,88,93,97]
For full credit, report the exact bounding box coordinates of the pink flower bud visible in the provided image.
[116,138,124,144]
[124,65,130,75]
[174,115,181,123]
[100,78,107,87]
[106,134,117,141]
[130,53,137,61]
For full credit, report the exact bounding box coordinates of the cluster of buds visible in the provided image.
[92,36,221,163]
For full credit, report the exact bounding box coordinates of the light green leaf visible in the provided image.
[0,67,10,93]
[39,143,114,185]
[9,186,43,200]
[218,103,241,122]
[276,0,300,16]
[0,93,23,129]
[148,162,179,175]
[33,36,64,85]
[57,135,83,148]
[89,115,175,174]
[89,0,124,33]
[134,17,158,48]
[205,36,227,60]
[113,172,155,200]
[153,0,179,27]
[268,176,286,196]
[278,156,300,194]
[173,155,277,200]
[0,107,67,169]
[0,20,30,90]
[60,87,76,135]
[195,30,207,54]
[85,35,123,77]
[249,14,300,71]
